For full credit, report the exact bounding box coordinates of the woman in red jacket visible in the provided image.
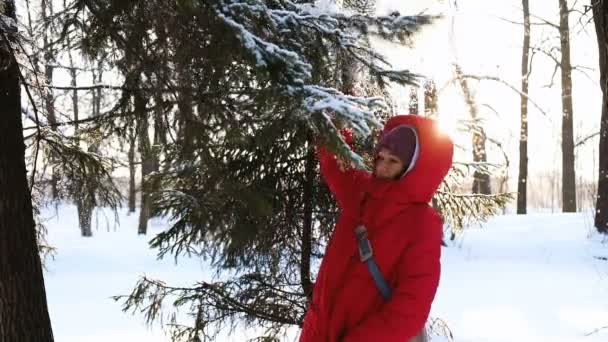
[300,115,454,342]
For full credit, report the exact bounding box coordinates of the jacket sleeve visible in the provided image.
[342,213,443,342]
[317,129,367,211]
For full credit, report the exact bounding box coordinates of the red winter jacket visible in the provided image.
[299,115,454,342]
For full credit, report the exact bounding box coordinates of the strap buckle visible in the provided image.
[355,225,373,262]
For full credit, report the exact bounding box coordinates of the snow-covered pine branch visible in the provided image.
[214,0,434,167]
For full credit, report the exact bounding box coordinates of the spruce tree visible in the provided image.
[76,1,434,339]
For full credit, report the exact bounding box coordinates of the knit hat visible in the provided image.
[376,125,419,175]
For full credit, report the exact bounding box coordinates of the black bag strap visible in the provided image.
[355,225,392,300]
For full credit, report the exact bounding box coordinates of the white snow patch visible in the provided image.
[44,206,608,341]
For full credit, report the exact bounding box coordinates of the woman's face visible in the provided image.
[374,148,405,180]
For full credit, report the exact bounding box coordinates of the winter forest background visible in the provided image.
[1,0,608,341]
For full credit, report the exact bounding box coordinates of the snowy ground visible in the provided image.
[42,205,608,341]
[435,212,608,342]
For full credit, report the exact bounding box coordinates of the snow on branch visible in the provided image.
[212,0,434,169]
[297,84,383,133]
[215,1,313,83]
[215,0,433,89]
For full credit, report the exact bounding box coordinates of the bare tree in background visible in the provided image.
[501,0,592,213]
[453,64,492,195]
[558,0,577,212]
[518,0,532,214]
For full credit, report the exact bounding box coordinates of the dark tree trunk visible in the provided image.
[94,59,103,118]
[76,198,94,237]
[517,0,531,214]
[128,131,137,213]
[127,120,137,214]
[471,143,491,194]
[340,48,358,96]
[593,0,608,233]
[136,92,153,235]
[0,2,55,340]
[176,58,195,156]
[300,142,315,302]
[558,0,577,212]
[151,81,164,185]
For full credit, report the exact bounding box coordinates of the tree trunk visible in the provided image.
[66,43,92,236]
[340,48,359,96]
[136,92,153,235]
[77,63,105,237]
[424,79,438,118]
[94,59,103,118]
[453,64,492,194]
[593,0,608,233]
[76,199,93,237]
[558,0,577,212]
[128,126,137,213]
[41,0,59,199]
[0,2,55,340]
[424,79,441,211]
[517,0,531,214]
[300,142,315,302]
[64,35,93,236]
[176,56,195,156]
[151,80,164,189]
[409,87,419,115]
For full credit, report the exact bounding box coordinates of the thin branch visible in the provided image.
[26,83,125,91]
[22,112,131,131]
[572,65,599,85]
[570,0,581,13]
[503,2,589,35]
[527,47,537,78]
[572,64,594,71]
[528,12,559,29]
[585,324,608,336]
[544,63,561,88]
[531,46,561,66]
[575,131,600,147]
[441,74,549,117]
[496,16,561,27]
[26,82,261,96]
[487,137,510,167]
[481,103,500,117]
[45,62,107,72]
[24,131,38,141]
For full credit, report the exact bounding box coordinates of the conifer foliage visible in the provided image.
[73,0,436,339]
